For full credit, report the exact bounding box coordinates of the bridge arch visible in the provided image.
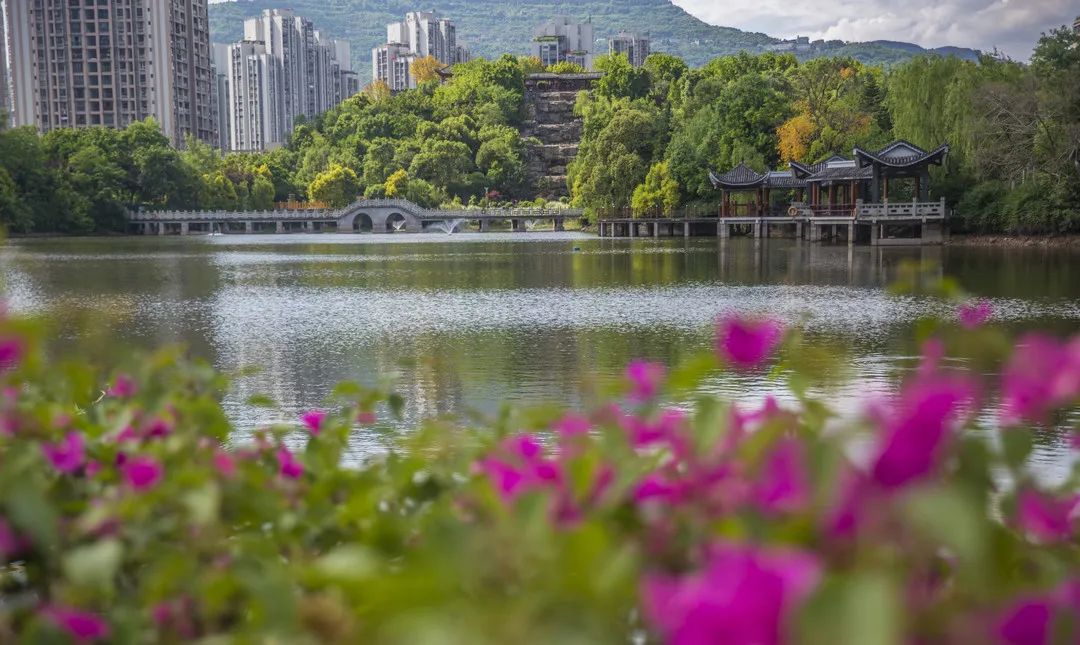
[386,212,407,233]
[353,213,373,232]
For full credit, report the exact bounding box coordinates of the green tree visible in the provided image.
[594,54,651,101]
[308,163,360,207]
[250,174,276,211]
[631,161,680,216]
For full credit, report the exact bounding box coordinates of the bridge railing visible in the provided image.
[130,199,585,222]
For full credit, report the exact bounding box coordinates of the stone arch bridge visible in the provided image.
[127,199,583,235]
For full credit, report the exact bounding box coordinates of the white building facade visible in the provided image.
[225,9,354,151]
[533,17,595,70]
[373,11,469,92]
[1,0,216,145]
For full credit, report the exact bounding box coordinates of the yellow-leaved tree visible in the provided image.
[410,56,444,84]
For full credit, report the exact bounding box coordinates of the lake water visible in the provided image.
[2,234,1078,474]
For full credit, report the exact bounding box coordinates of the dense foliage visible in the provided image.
[569,28,1080,234]
[208,0,979,81]
[0,272,1078,643]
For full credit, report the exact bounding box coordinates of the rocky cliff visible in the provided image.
[521,75,596,199]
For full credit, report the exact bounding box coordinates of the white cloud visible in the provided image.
[671,0,1080,59]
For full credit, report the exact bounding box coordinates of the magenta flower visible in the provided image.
[301,410,327,435]
[871,376,975,490]
[633,473,685,505]
[143,418,172,440]
[958,299,993,330]
[997,599,1051,645]
[553,413,591,438]
[643,544,820,645]
[716,316,783,369]
[1016,489,1079,543]
[42,432,86,474]
[626,360,666,402]
[122,456,163,492]
[357,410,377,425]
[0,337,24,371]
[84,461,102,479]
[277,447,304,480]
[213,450,237,479]
[754,438,810,514]
[1001,334,1080,426]
[42,606,110,642]
[476,434,563,503]
[107,374,136,398]
[0,518,26,559]
[115,426,139,443]
[621,408,687,451]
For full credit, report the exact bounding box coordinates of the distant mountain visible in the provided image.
[207,0,980,82]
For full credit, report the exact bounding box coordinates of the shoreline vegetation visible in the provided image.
[0,28,1077,238]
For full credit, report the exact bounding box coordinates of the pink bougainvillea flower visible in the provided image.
[621,408,686,449]
[0,337,24,371]
[476,433,564,503]
[357,410,377,425]
[1016,489,1079,543]
[0,518,26,559]
[84,461,102,479]
[553,413,591,438]
[42,606,110,642]
[115,426,139,443]
[301,410,327,435]
[107,374,136,398]
[122,456,163,492]
[625,360,666,402]
[277,447,304,480]
[213,450,237,479]
[871,375,975,490]
[716,316,783,369]
[143,418,172,440]
[643,544,821,645]
[958,299,993,330]
[42,432,86,474]
[997,598,1052,645]
[1001,334,1080,426]
[633,473,684,505]
[754,438,810,515]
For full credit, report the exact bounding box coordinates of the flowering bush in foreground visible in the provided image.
[0,302,1078,644]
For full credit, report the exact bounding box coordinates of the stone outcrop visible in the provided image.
[521,74,599,199]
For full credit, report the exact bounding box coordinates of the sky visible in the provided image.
[671,0,1080,59]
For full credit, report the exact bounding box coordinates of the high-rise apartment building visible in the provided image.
[0,5,9,128]
[211,42,229,151]
[225,10,353,151]
[609,32,650,67]
[373,11,469,92]
[533,17,594,70]
[1,0,216,146]
[1073,16,1080,34]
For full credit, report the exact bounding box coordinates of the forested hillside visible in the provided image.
[208,0,978,78]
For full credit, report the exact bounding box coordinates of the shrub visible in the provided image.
[0,286,1077,643]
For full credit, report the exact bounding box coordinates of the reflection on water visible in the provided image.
[2,234,1078,472]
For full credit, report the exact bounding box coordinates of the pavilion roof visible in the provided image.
[791,157,872,184]
[854,140,949,169]
[709,164,806,190]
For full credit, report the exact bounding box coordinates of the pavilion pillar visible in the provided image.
[871,164,881,203]
[883,177,890,201]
